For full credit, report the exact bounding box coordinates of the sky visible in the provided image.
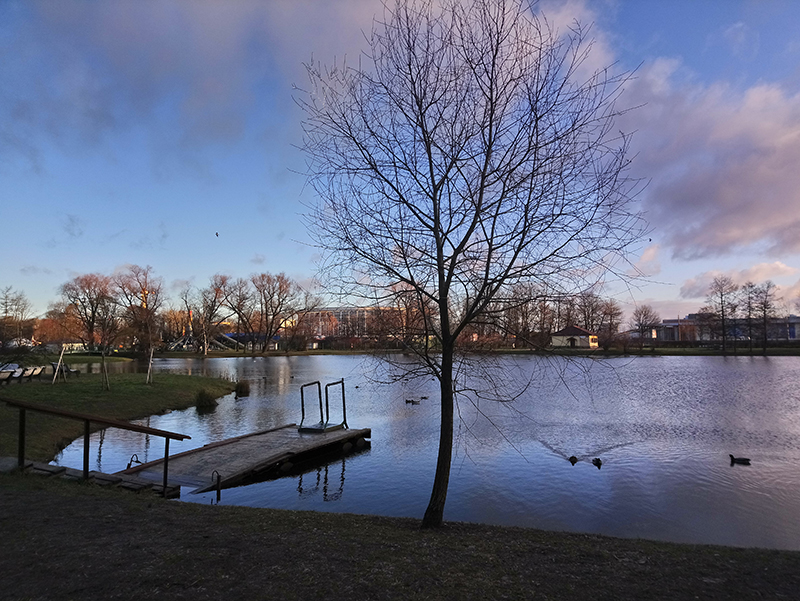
[2,0,800,321]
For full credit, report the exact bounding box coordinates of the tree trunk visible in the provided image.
[422,344,454,529]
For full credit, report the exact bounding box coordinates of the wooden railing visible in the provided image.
[2,398,190,496]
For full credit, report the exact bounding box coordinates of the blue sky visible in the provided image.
[2,0,800,321]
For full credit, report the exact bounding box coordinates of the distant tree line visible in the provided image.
[1,270,795,355]
[698,276,782,353]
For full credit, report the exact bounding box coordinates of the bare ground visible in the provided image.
[1,472,799,601]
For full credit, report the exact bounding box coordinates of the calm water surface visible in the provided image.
[55,354,800,550]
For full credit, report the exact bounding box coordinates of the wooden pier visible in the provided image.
[119,423,371,493]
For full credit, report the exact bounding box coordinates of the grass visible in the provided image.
[0,373,234,461]
[1,472,799,600]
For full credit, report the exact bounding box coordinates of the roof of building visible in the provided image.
[551,325,596,337]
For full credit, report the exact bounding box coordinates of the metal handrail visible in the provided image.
[325,379,348,430]
[299,379,348,432]
[2,398,190,497]
[299,381,323,430]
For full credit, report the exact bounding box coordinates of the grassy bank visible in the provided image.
[1,473,799,600]
[0,373,235,461]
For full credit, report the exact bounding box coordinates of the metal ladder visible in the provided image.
[298,379,349,433]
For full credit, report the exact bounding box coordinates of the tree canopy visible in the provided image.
[300,0,645,527]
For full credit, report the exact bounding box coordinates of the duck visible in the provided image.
[729,454,751,465]
[592,458,602,469]
[568,456,578,466]
[405,399,420,405]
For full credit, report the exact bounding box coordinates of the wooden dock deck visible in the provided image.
[119,424,371,493]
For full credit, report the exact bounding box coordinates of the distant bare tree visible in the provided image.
[739,281,759,353]
[300,0,644,526]
[221,277,257,352]
[114,265,164,354]
[280,288,324,351]
[757,281,778,353]
[630,304,660,348]
[0,287,32,345]
[182,275,233,356]
[706,276,739,353]
[251,273,299,352]
[597,298,623,350]
[58,273,116,350]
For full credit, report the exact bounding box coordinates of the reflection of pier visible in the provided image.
[120,424,370,494]
[298,457,347,502]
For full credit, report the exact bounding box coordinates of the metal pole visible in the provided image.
[163,438,170,497]
[17,408,25,469]
[341,379,348,429]
[83,420,90,479]
[324,385,330,426]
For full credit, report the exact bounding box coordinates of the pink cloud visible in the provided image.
[680,262,799,299]
[620,60,800,260]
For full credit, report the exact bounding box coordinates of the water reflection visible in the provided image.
[298,459,346,502]
[53,354,800,550]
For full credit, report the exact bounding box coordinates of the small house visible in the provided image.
[550,325,599,349]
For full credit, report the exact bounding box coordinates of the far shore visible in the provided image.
[76,345,800,361]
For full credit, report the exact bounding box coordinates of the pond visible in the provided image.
[54,354,800,550]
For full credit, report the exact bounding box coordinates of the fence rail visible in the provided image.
[1,397,190,496]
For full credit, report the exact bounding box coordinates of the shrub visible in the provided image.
[195,388,218,409]
[235,380,251,398]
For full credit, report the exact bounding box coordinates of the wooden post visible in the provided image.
[146,347,154,385]
[83,420,90,479]
[52,346,66,385]
[17,408,25,468]
[162,438,170,497]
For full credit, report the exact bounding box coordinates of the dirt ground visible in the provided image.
[2,472,799,601]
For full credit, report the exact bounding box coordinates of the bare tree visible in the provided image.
[114,265,164,354]
[182,275,233,356]
[251,272,298,352]
[706,276,739,353]
[757,281,778,353]
[280,288,324,351]
[630,304,660,348]
[597,298,623,350]
[58,273,116,350]
[739,281,759,353]
[577,291,604,332]
[0,287,33,345]
[221,277,258,352]
[300,0,643,527]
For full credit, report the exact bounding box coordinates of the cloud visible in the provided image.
[719,22,759,60]
[680,262,799,299]
[62,214,84,238]
[250,253,266,265]
[170,278,195,294]
[130,222,169,250]
[19,265,53,276]
[0,1,381,171]
[620,60,800,260]
[630,244,661,277]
